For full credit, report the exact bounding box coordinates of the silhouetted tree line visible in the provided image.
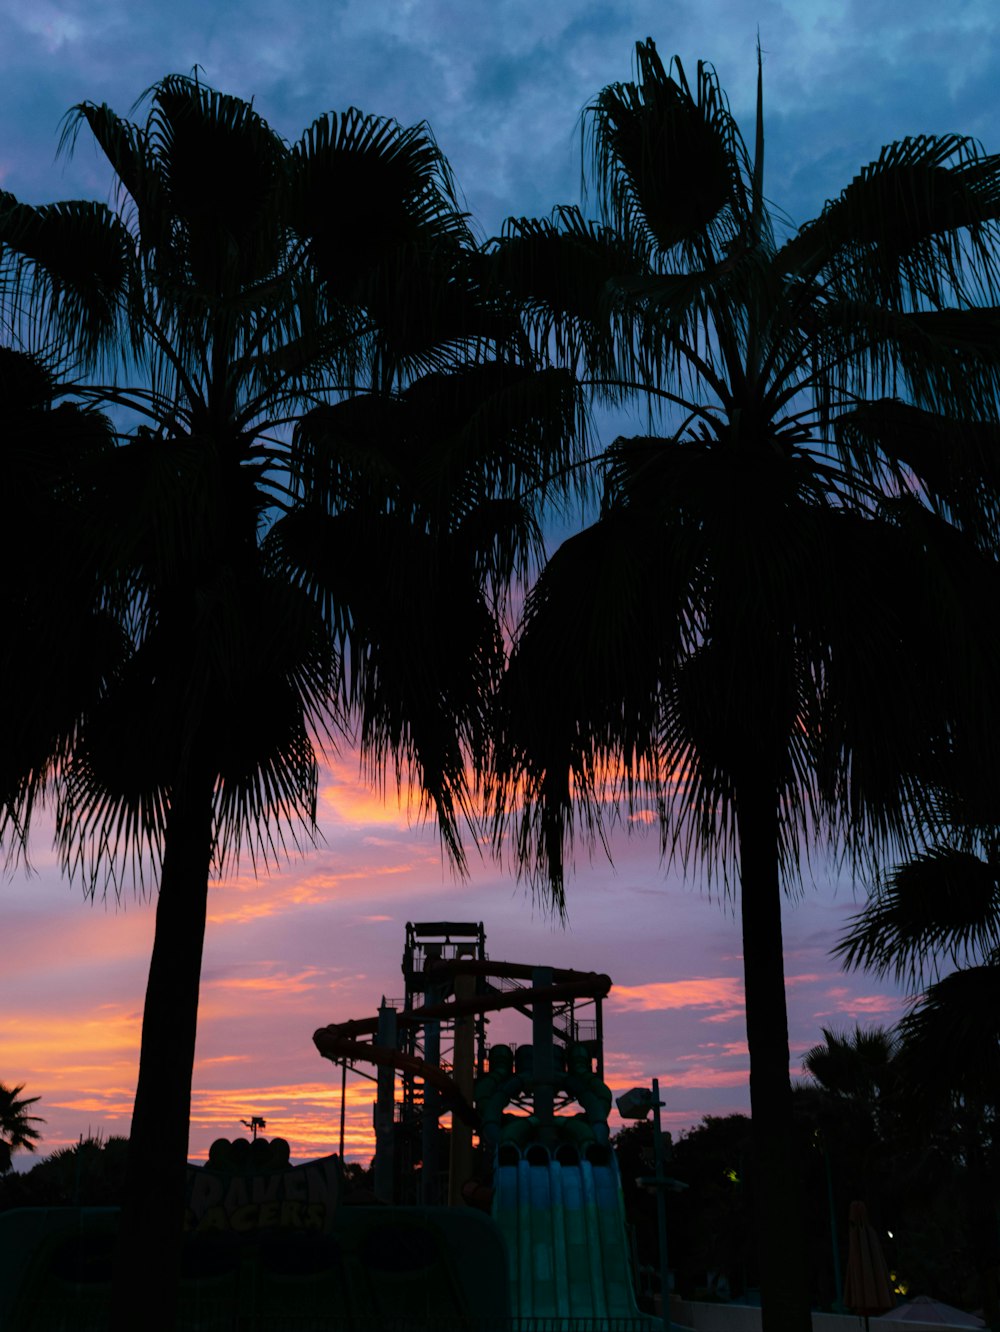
[0,1133,129,1209]
[614,1023,1000,1319]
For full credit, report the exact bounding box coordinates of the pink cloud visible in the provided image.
[815,987,907,1020]
[610,977,745,1013]
[203,967,330,995]
[676,1041,748,1060]
[661,1067,749,1089]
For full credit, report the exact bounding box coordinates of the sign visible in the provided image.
[184,1138,340,1237]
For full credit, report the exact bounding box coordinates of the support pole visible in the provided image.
[532,967,554,1124]
[652,1077,671,1332]
[448,969,476,1204]
[373,1002,397,1204]
[422,972,443,1204]
[339,1058,347,1161]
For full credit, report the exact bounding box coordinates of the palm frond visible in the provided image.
[288,107,469,293]
[0,1083,44,1155]
[802,1025,899,1098]
[897,964,1000,1098]
[267,505,499,870]
[0,195,130,364]
[587,42,755,266]
[835,847,1000,986]
[0,351,125,864]
[834,397,1000,541]
[491,508,683,904]
[778,136,1000,307]
[291,361,586,596]
[490,207,649,389]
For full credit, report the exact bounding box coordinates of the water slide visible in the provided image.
[312,962,612,1127]
[492,1148,660,1326]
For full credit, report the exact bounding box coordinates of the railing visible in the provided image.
[17,1309,658,1332]
[242,1321,655,1331]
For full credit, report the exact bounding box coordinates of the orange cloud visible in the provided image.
[602,1052,750,1097]
[0,1011,140,1072]
[676,1041,748,1060]
[817,988,906,1020]
[204,967,329,995]
[601,1054,663,1095]
[611,977,745,1015]
[317,756,425,828]
[660,1066,749,1089]
[206,858,435,925]
[186,1079,379,1162]
[48,1092,135,1119]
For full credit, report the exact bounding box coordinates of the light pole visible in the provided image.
[616,1080,681,1330]
[651,1078,671,1330]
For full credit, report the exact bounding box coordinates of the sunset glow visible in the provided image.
[2,753,910,1166]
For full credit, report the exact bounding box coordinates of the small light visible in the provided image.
[887,1230,894,1239]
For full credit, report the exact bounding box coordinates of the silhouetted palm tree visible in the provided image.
[802,1026,903,1222]
[0,1083,44,1172]
[803,1026,899,1111]
[0,76,581,1331]
[489,40,1000,1332]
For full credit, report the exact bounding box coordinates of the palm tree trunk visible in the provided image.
[110,773,214,1332]
[737,773,813,1332]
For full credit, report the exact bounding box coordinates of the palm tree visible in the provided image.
[0,76,581,1331]
[488,40,1000,1332]
[801,1026,902,1252]
[803,1026,899,1115]
[0,1083,44,1173]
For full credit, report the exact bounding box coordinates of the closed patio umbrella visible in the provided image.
[845,1201,895,1331]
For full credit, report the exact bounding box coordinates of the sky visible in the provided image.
[3,0,997,1166]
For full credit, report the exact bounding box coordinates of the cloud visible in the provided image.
[676,1041,748,1060]
[661,1066,750,1089]
[206,854,436,926]
[815,987,908,1021]
[611,976,745,1021]
[203,966,331,995]
[187,1078,382,1160]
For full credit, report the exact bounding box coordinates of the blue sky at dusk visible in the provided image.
[3,0,995,1163]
